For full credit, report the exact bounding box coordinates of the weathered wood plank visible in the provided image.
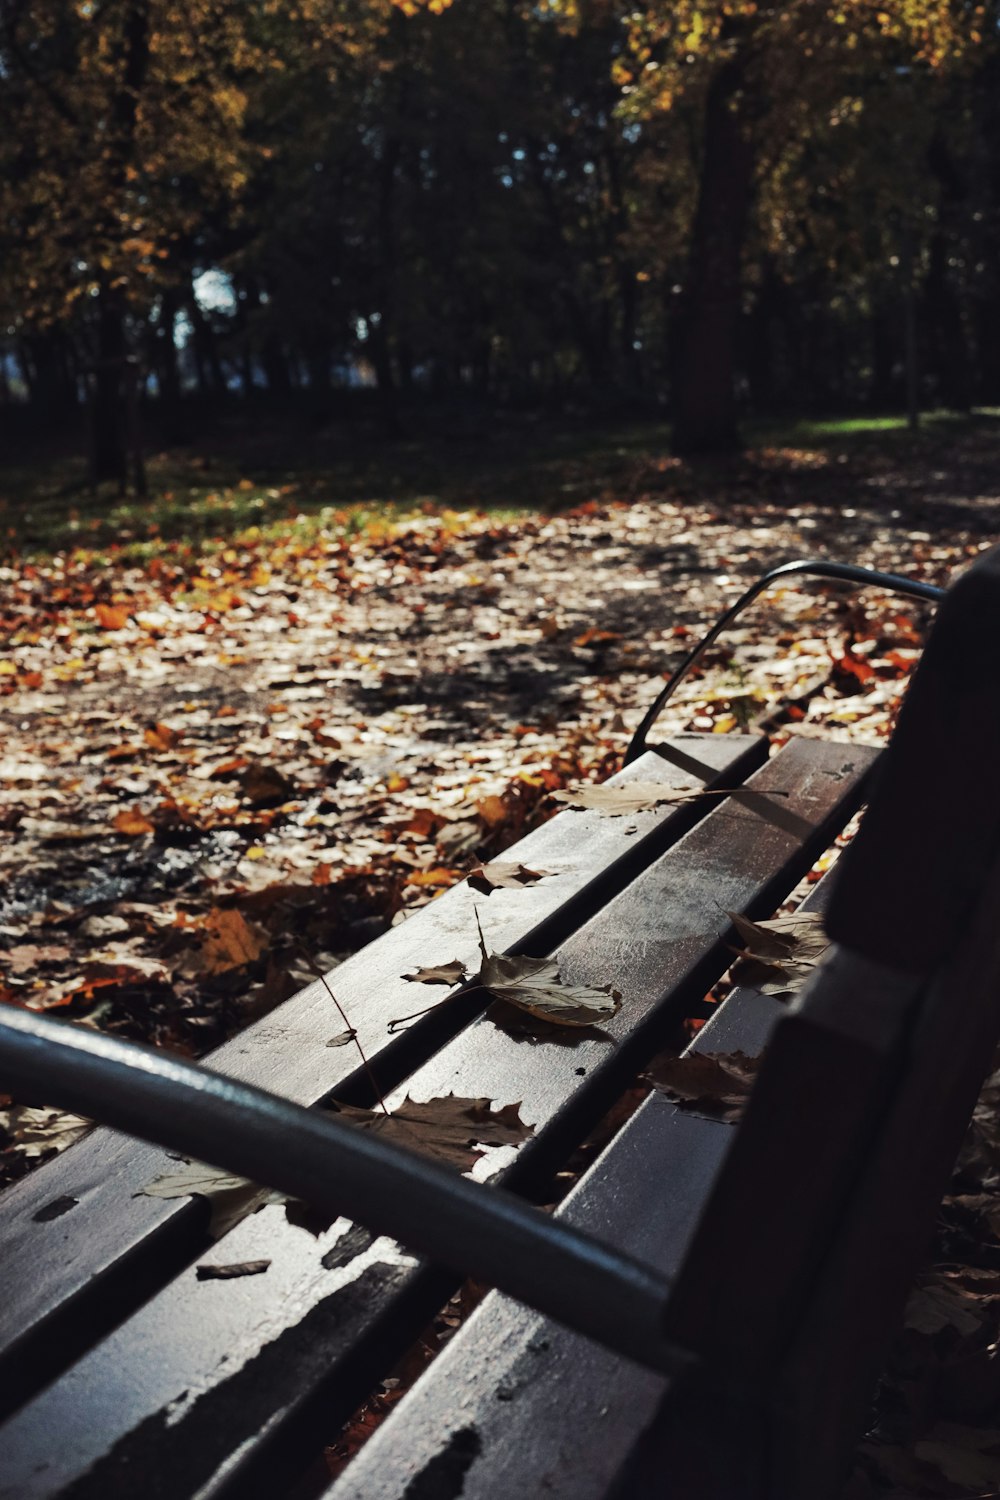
[322,897,821,1500]
[0,740,873,1500]
[0,734,762,1413]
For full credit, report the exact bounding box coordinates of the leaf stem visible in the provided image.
[298,949,390,1118]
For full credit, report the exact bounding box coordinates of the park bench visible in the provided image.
[0,545,995,1500]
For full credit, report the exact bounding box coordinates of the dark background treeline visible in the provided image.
[1,0,997,488]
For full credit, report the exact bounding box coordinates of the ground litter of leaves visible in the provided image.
[2,420,1000,1493]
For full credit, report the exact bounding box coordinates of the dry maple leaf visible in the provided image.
[187,908,269,975]
[403,960,467,986]
[551,781,716,816]
[468,861,552,895]
[643,1051,759,1123]
[0,1105,91,1159]
[726,911,831,999]
[330,1094,533,1172]
[474,910,620,1028]
[141,1160,291,1238]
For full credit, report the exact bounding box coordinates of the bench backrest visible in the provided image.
[655,543,1000,1498]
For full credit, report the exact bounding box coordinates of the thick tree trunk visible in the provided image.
[672,58,756,455]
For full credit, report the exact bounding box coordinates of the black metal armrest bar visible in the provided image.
[0,1007,691,1379]
[625,560,945,765]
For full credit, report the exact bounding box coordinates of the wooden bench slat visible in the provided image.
[321,916,809,1499]
[0,734,763,1413]
[0,741,873,1500]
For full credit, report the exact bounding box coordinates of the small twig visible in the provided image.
[298,948,390,1119]
[387,1002,445,1034]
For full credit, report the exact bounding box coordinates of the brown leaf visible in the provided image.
[196,1260,271,1280]
[141,1161,289,1238]
[114,807,155,836]
[551,781,713,816]
[644,1051,759,1123]
[904,1278,987,1339]
[239,763,295,806]
[326,1029,358,1047]
[474,912,620,1028]
[476,794,509,829]
[144,722,179,751]
[0,1105,91,1158]
[914,1426,1000,1490]
[727,911,831,999]
[331,1094,533,1172]
[468,861,552,895]
[403,960,467,985]
[191,908,269,974]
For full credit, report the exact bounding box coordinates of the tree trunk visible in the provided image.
[91,286,129,489]
[672,57,757,455]
[156,288,182,441]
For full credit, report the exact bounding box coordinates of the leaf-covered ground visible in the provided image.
[2,413,1000,1490]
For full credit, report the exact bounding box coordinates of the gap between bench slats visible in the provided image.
[323,884,838,1500]
[0,734,763,1413]
[0,739,874,1500]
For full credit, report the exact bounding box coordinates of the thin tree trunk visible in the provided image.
[672,56,756,455]
[91,285,129,489]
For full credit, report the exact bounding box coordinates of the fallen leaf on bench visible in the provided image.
[196,1259,271,1280]
[468,861,552,895]
[472,911,620,1027]
[643,1052,758,1123]
[480,950,621,1028]
[140,1161,291,1239]
[326,1028,358,1047]
[329,1094,533,1172]
[403,960,468,985]
[0,1105,91,1159]
[726,910,831,999]
[904,1278,985,1338]
[551,781,714,816]
[914,1425,1000,1491]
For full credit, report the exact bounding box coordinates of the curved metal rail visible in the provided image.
[624,559,945,765]
[0,1005,690,1377]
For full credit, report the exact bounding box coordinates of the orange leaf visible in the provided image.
[144,722,179,751]
[95,604,130,631]
[834,649,875,684]
[196,909,268,973]
[114,808,155,836]
[476,794,509,829]
[406,867,459,888]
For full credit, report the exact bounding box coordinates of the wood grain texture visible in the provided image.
[322,890,838,1500]
[0,740,873,1500]
[0,734,762,1414]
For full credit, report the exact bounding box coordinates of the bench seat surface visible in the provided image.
[0,736,875,1500]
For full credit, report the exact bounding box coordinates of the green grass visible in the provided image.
[2,406,996,563]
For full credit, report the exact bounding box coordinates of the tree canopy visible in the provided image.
[1,0,996,469]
